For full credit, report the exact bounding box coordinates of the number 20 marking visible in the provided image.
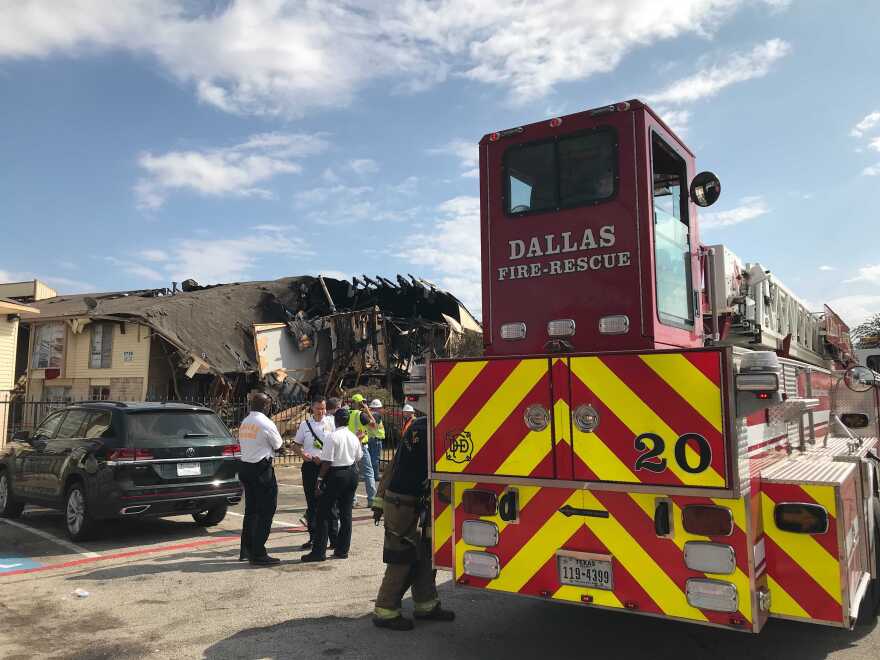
[633,432,712,475]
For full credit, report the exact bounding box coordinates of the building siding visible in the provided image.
[0,317,18,390]
[28,320,152,400]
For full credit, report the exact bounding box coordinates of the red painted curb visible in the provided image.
[0,516,374,578]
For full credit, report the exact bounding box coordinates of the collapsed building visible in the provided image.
[19,275,481,405]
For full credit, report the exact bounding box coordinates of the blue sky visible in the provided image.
[1,0,878,326]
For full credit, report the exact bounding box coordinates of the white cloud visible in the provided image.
[135,132,327,209]
[699,196,769,229]
[825,295,880,327]
[851,111,880,138]
[320,270,349,281]
[863,163,880,177]
[430,139,479,178]
[646,39,791,106]
[845,264,880,284]
[122,228,315,285]
[654,107,691,135]
[140,249,169,262]
[818,265,836,272]
[402,196,482,315]
[0,1,786,116]
[869,137,880,152]
[348,159,379,175]
[104,257,166,283]
[294,181,422,225]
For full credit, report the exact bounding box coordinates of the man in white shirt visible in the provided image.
[301,408,363,562]
[292,396,337,551]
[237,392,283,566]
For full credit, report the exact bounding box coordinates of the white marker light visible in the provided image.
[462,521,500,547]
[684,542,736,575]
[599,315,630,335]
[685,579,739,612]
[735,373,779,392]
[463,551,500,579]
[500,322,527,340]
[547,319,576,337]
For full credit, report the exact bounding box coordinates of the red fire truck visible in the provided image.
[425,100,880,632]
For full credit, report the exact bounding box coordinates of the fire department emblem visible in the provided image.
[445,431,473,463]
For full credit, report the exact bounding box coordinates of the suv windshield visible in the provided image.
[126,411,231,444]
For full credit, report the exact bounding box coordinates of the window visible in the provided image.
[90,386,111,401]
[82,412,112,438]
[651,133,693,326]
[34,411,65,439]
[867,355,880,372]
[125,411,231,443]
[89,323,114,369]
[56,410,89,438]
[43,386,71,402]
[31,323,65,370]
[505,129,616,215]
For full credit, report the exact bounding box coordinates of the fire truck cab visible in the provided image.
[426,100,880,633]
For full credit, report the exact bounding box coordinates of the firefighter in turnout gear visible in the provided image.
[371,416,455,630]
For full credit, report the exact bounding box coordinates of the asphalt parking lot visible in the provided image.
[1,464,879,660]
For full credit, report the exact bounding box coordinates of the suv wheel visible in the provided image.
[65,483,97,542]
[0,470,25,518]
[193,504,227,527]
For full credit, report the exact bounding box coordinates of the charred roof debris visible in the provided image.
[25,275,481,405]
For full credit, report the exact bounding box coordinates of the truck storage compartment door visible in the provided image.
[761,460,870,627]
[431,357,555,479]
[568,349,729,489]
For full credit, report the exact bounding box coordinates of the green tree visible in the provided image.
[852,313,880,348]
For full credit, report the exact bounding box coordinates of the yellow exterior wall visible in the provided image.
[0,317,18,390]
[0,279,57,300]
[65,321,151,381]
[28,319,151,399]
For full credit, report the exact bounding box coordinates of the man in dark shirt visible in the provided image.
[370,417,455,630]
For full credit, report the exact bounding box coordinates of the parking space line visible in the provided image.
[225,511,307,531]
[0,535,240,579]
[0,518,101,558]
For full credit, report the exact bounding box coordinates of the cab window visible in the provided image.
[651,133,693,326]
[505,129,616,215]
[868,355,880,372]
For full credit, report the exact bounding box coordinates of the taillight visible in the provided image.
[682,505,733,536]
[774,503,829,534]
[108,448,154,461]
[223,444,241,457]
[462,489,497,516]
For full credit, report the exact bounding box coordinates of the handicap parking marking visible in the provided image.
[0,556,42,573]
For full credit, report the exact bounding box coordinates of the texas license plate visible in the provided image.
[557,552,614,590]
[177,463,201,477]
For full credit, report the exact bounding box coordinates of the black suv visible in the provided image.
[0,402,242,541]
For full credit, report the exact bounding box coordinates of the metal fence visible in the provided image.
[0,397,405,465]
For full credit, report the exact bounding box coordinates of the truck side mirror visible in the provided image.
[844,366,876,392]
[690,171,721,207]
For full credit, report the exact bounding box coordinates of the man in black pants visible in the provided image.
[301,408,362,562]
[237,392,283,566]
[292,397,337,551]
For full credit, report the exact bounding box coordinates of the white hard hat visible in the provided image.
[369,398,383,409]
[402,404,415,413]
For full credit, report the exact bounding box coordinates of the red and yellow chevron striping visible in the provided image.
[761,482,843,623]
[453,481,754,628]
[432,350,729,489]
